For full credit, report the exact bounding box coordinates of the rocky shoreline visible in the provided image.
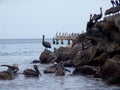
[39,14,120,85]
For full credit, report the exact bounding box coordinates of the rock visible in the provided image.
[64,60,73,67]
[73,65,98,76]
[101,55,120,84]
[72,46,97,67]
[54,47,74,63]
[96,20,120,42]
[92,53,108,66]
[39,49,57,64]
[101,59,117,80]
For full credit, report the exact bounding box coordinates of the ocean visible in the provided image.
[0,39,119,90]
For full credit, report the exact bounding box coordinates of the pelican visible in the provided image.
[23,65,41,77]
[111,0,116,7]
[115,0,119,6]
[0,64,19,80]
[42,35,51,48]
[92,7,102,23]
[105,7,113,16]
[86,14,95,30]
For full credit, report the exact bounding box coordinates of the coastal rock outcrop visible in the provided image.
[40,14,120,85]
[39,49,57,64]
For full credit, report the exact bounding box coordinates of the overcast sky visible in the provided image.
[0,0,111,39]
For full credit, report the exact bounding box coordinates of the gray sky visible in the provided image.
[0,0,111,39]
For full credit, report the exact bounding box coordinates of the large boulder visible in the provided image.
[39,49,57,64]
[101,54,120,84]
[95,20,120,42]
[73,65,99,76]
[72,46,97,67]
[63,59,73,67]
[54,47,74,63]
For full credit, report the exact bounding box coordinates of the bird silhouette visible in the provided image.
[105,7,113,16]
[92,7,102,23]
[115,0,119,6]
[42,35,51,48]
[23,65,41,77]
[111,0,116,7]
[86,14,95,30]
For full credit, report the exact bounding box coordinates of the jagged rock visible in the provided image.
[64,60,73,67]
[92,53,108,66]
[107,43,120,53]
[54,47,74,63]
[95,20,120,42]
[39,49,57,64]
[101,54,120,84]
[72,46,97,67]
[73,65,99,76]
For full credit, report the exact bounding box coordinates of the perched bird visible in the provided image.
[23,65,41,77]
[115,0,119,6]
[52,38,55,44]
[92,7,102,23]
[111,0,116,7]
[105,7,113,16]
[55,61,71,76]
[42,35,51,48]
[86,14,95,31]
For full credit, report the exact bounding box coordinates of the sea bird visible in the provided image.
[23,65,41,77]
[0,64,19,80]
[86,14,95,30]
[111,0,116,7]
[92,7,102,23]
[42,35,51,48]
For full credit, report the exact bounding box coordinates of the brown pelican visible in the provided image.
[105,7,113,16]
[42,35,51,48]
[0,64,19,80]
[86,14,95,31]
[92,7,102,23]
[53,38,55,44]
[55,61,71,76]
[23,65,41,77]
[115,0,119,6]
[111,0,116,7]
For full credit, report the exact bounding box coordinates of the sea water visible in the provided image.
[0,39,119,90]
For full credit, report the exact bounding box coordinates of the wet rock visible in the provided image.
[39,49,57,64]
[72,46,97,67]
[73,65,98,76]
[95,20,120,42]
[64,60,73,67]
[54,47,74,63]
[91,53,108,66]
